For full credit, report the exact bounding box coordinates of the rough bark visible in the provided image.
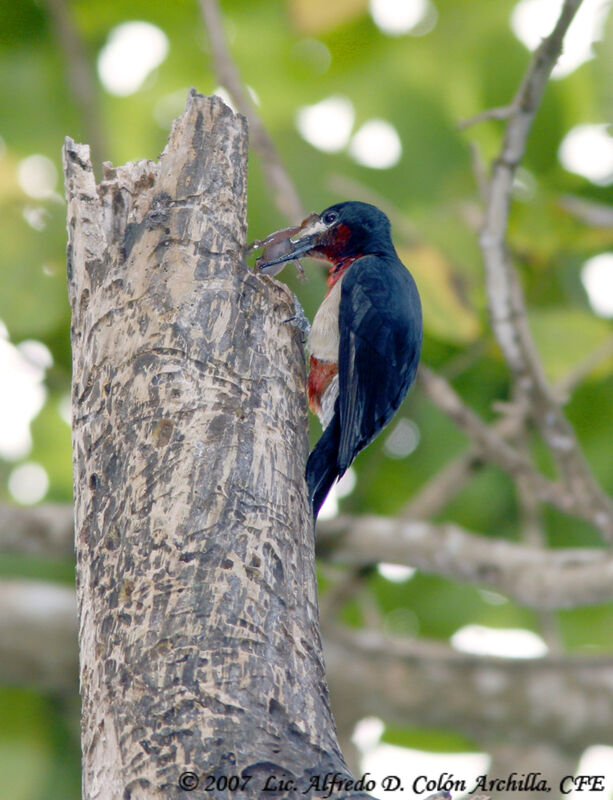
[63,91,361,800]
[7,579,613,754]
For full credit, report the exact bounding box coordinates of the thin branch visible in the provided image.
[457,104,514,131]
[199,0,305,223]
[559,194,613,227]
[325,626,613,751]
[416,366,603,528]
[476,0,613,531]
[402,447,486,519]
[513,423,564,652]
[317,514,613,610]
[46,0,107,165]
[405,333,613,521]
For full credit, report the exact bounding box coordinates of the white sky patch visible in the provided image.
[451,624,548,658]
[352,717,489,799]
[349,119,402,169]
[513,166,537,201]
[246,85,260,107]
[369,0,438,36]
[352,717,385,751]
[8,462,50,505]
[296,96,355,153]
[98,21,169,96]
[384,418,420,458]
[378,563,416,582]
[581,253,613,316]
[0,334,51,460]
[567,746,613,800]
[559,124,613,185]
[18,340,53,371]
[17,154,57,199]
[362,743,489,799]
[511,0,610,78]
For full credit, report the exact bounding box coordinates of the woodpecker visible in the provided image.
[257,201,422,518]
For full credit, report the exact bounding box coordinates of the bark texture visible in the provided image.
[63,91,357,800]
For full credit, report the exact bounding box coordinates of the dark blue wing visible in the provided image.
[336,254,422,473]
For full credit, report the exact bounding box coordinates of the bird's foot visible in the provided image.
[283,295,311,343]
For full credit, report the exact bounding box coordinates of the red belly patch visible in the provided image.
[307,356,338,416]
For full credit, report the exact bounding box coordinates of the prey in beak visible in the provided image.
[248,213,327,278]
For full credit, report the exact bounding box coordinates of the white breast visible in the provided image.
[307,276,343,361]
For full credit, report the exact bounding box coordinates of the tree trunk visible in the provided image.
[63,90,366,800]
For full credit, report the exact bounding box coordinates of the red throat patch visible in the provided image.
[321,224,361,290]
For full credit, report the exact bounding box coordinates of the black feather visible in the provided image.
[304,203,422,519]
[306,408,341,517]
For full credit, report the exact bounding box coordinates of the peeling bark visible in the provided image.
[63,91,362,800]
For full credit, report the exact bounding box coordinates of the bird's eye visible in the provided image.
[322,211,338,226]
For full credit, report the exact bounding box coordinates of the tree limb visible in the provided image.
[476,0,613,533]
[199,0,305,223]
[325,626,613,751]
[417,367,599,527]
[46,0,107,165]
[317,515,613,610]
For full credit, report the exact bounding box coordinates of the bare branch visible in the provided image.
[416,366,604,527]
[407,332,613,521]
[457,104,514,131]
[475,0,613,530]
[46,0,107,165]
[325,626,613,751]
[9,498,612,610]
[199,0,305,223]
[317,514,613,610]
[559,194,613,227]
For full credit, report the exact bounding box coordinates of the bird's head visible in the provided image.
[256,201,394,275]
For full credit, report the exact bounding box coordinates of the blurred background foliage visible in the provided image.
[1,0,613,797]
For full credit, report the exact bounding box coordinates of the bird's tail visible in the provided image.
[306,413,342,519]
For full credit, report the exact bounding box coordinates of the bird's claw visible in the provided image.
[283,296,311,343]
